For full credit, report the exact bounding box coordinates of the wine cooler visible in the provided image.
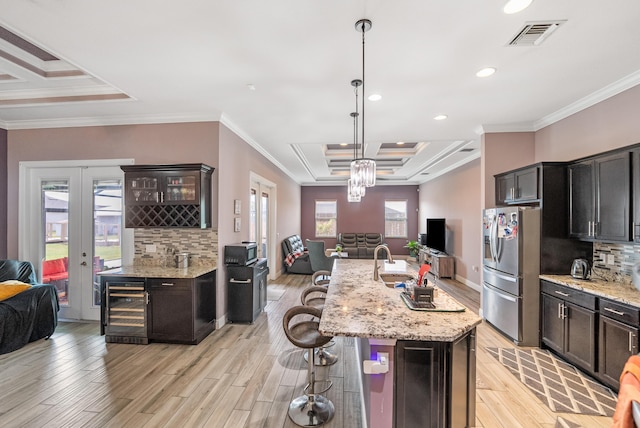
[101,277,149,344]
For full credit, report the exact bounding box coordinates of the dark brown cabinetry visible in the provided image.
[632,149,640,242]
[121,163,214,228]
[568,152,630,241]
[148,271,216,344]
[540,280,596,373]
[395,329,476,428]
[495,165,539,205]
[598,298,639,390]
[100,270,216,345]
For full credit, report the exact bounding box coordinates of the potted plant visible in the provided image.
[404,240,421,260]
[335,244,343,255]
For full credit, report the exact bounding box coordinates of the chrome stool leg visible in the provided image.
[288,346,335,426]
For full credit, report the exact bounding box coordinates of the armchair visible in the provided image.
[282,235,314,275]
[305,240,336,273]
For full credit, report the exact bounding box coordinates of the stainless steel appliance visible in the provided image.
[224,242,258,266]
[570,258,591,279]
[482,207,540,346]
[100,277,149,344]
[226,257,269,323]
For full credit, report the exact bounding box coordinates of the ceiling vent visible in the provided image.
[508,20,566,46]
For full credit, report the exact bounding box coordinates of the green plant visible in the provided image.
[404,240,421,256]
[335,244,343,252]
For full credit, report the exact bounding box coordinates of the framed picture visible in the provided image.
[234,199,241,215]
[234,217,241,232]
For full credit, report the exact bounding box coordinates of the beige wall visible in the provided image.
[217,123,301,267]
[7,122,220,257]
[535,84,640,161]
[419,159,482,288]
[481,132,535,208]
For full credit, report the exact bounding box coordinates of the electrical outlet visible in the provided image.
[146,244,157,253]
[607,254,615,265]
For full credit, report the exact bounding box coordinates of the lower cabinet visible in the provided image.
[598,299,639,390]
[540,281,596,373]
[148,271,216,344]
[395,329,476,428]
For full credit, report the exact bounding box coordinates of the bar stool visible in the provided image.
[282,305,335,427]
[300,286,338,366]
[312,270,331,286]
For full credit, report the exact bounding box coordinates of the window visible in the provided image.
[315,200,337,237]
[385,200,408,238]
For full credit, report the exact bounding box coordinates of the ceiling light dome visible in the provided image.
[476,67,496,78]
[503,0,533,14]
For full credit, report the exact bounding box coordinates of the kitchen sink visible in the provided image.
[379,272,415,288]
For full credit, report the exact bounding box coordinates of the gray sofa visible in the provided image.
[337,233,388,259]
[282,235,314,274]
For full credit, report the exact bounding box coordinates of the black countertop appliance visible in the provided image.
[225,245,268,323]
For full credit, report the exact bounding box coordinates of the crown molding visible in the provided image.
[477,122,536,134]
[2,112,218,130]
[534,70,640,131]
[218,113,301,184]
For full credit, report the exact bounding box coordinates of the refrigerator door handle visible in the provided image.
[483,266,517,283]
[489,215,498,262]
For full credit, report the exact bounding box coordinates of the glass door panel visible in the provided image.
[41,179,70,306]
[165,174,197,202]
[261,191,269,259]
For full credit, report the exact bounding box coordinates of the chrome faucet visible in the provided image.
[373,244,394,280]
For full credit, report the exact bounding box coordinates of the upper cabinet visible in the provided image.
[633,149,640,242]
[568,152,630,241]
[121,163,214,228]
[495,165,539,205]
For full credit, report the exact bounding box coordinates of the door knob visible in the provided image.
[80,261,87,266]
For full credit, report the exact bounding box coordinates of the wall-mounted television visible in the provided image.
[426,218,446,254]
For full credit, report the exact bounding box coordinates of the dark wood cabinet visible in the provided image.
[147,271,216,344]
[495,165,539,205]
[540,280,596,373]
[632,149,640,242]
[598,298,640,391]
[121,163,214,228]
[395,329,476,428]
[568,152,630,241]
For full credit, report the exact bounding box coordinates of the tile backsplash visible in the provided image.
[134,228,218,267]
[593,242,639,284]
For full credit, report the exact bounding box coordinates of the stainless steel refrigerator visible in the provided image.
[482,207,540,346]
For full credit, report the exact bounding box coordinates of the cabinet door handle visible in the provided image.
[630,331,635,353]
[230,278,252,283]
[561,303,567,320]
[145,291,150,305]
[558,302,562,319]
[604,307,625,316]
[161,282,174,286]
[554,290,570,297]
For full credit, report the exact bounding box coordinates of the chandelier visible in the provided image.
[347,106,363,202]
[350,18,376,189]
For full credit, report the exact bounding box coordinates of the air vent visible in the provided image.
[508,20,566,46]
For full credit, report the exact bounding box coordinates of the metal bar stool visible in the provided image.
[300,286,338,366]
[282,305,335,427]
[312,270,331,286]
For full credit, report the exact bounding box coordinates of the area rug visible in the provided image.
[487,347,617,416]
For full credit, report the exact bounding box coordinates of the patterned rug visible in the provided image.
[487,347,618,416]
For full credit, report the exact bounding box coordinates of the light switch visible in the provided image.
[607,254,615,265]
[146,244,157,253]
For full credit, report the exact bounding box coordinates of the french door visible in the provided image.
[250,174,276,279]
[20,162,131,320]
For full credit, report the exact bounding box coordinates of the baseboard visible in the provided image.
[454,274,481,293]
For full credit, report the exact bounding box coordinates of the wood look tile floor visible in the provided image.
[0,272,614,427]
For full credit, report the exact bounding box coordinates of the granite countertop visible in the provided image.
[319,259,482,342]
[98,264,217,279]
[540,274,640,307]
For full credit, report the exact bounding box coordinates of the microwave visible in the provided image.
[224,242,258,266]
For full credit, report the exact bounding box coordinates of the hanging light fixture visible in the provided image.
[347,97,363,202]
[350,18,376,188]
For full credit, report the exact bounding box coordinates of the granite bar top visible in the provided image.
[319,259,482,342]
[540,274,640,307]
[98,264,217,279]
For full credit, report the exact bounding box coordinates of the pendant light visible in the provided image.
[350,18,376,188]
[347,95,363,202]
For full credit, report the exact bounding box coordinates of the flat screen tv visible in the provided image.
[426,218,446,254]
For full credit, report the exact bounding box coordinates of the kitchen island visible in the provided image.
[319,259,482,428]
[99,264,217,345]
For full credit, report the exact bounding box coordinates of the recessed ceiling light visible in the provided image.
[247,84,256,91]
[340,143,348,146]
[396,141,405,145]
[503,0,533,14]
[476,67,496,78]
[368,94,382,101]
[434,115,448,121]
